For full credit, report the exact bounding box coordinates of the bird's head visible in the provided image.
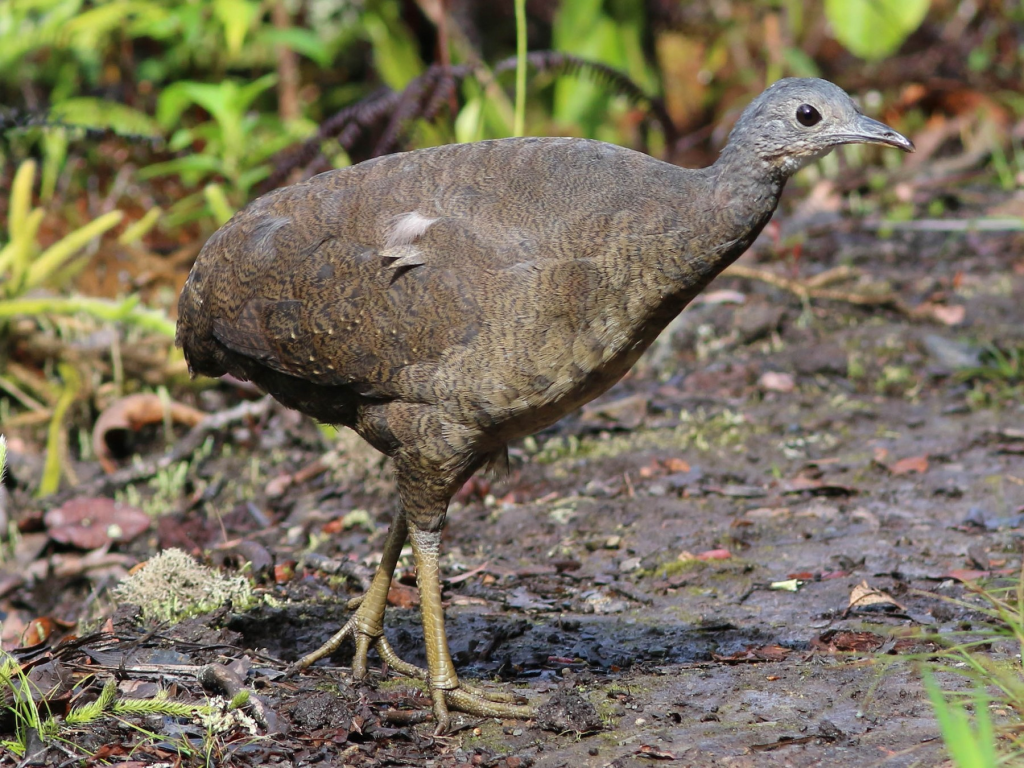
[724,78,914,176]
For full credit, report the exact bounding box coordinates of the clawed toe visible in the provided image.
[443,687,535,725]
[284,615,359,677]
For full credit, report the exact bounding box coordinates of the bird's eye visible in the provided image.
[796,104,822,127]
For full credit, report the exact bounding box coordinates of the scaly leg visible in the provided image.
[288,510,408,675]
[409,526,534,733]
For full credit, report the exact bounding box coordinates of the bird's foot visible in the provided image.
[374,640,533,732]
[374,637,523,705]
[435,687,535,733]
[284,614,361,676]
[286,628,532,731]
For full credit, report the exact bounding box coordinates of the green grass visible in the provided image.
[917,566,1024,764]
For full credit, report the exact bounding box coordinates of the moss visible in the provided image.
[646,558,707,580]
[462,715,522,750]
[529,409,754,467]
[113,548,255,623]
[375,677,426,694]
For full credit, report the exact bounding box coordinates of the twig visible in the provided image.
[0,373,47,411]
[55,396,274,501]
[862,217,1024,232]
[724,264,913,315]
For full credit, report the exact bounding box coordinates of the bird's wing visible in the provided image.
[183,137,675,395]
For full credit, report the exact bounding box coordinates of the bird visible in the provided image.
[176,77,913,732]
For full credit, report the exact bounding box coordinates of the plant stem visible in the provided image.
[514,0,527,137]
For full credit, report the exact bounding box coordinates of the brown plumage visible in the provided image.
[177,78,912,731]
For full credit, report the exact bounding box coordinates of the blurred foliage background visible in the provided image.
[0,0,1022,484]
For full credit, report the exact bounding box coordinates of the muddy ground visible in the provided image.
[3,186,1024,767]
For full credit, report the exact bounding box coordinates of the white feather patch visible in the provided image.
[384,212,437,249]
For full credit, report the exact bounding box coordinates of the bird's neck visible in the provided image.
[706,143,789,243]
[656,147,788,305]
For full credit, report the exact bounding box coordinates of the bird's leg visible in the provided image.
[289,510,408,674]
[409,525,535,733]
[287,508,512,702]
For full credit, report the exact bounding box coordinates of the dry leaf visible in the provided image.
[847,580,905,612]
[387,582,420,609]
[695,548,732,561]
[744,507,791,519]
[696,289,746,305]
[93,394,205,473]
[580,393,648,429]
[914,303,966,326]
[758,371,796,393]
[663,457,691,473]
[891,455,929,475]
[45,497,150,550]
[812,630,885,653]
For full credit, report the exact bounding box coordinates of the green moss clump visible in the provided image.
[113,548,255,623]
[643,558,706,580]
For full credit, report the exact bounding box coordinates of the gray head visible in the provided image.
[723,78,914,176]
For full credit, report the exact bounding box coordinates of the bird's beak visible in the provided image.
[840,114,915,152]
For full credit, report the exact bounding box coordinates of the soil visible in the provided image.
[3,191,1024,767]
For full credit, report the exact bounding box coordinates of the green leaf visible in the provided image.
[236,73,279,113]
[38,363,81,497]
[203,183,235,226]
[362,7,423,90]
[139,154,224,184]
[213,0,258,59]
[257,27,331,67]
[51,97,161,138]
[824,0,930,61]
[923,670,998,768]
[9,160,37,243]
[25,210,124,291]
[454,96,484,145]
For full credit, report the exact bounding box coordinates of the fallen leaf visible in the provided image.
[387,582,419,609]
[695,289,746,305]
[695,548,732,561]
[20,617,58,645]
[846,580,905,612]
[662,457,690,473]
[44,497,150,550]
[449,595,489,606]
[92,394,205,474]
[929,304,966,326]
[891,455,929,475]
[758,371,796,393]
[945,568,1015,582]
[811,630,885,653]
[274,561,296,584]
[505,586,556,612]
[744,507,791,519]
[580,393,648,429]
[678,548,732,563]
